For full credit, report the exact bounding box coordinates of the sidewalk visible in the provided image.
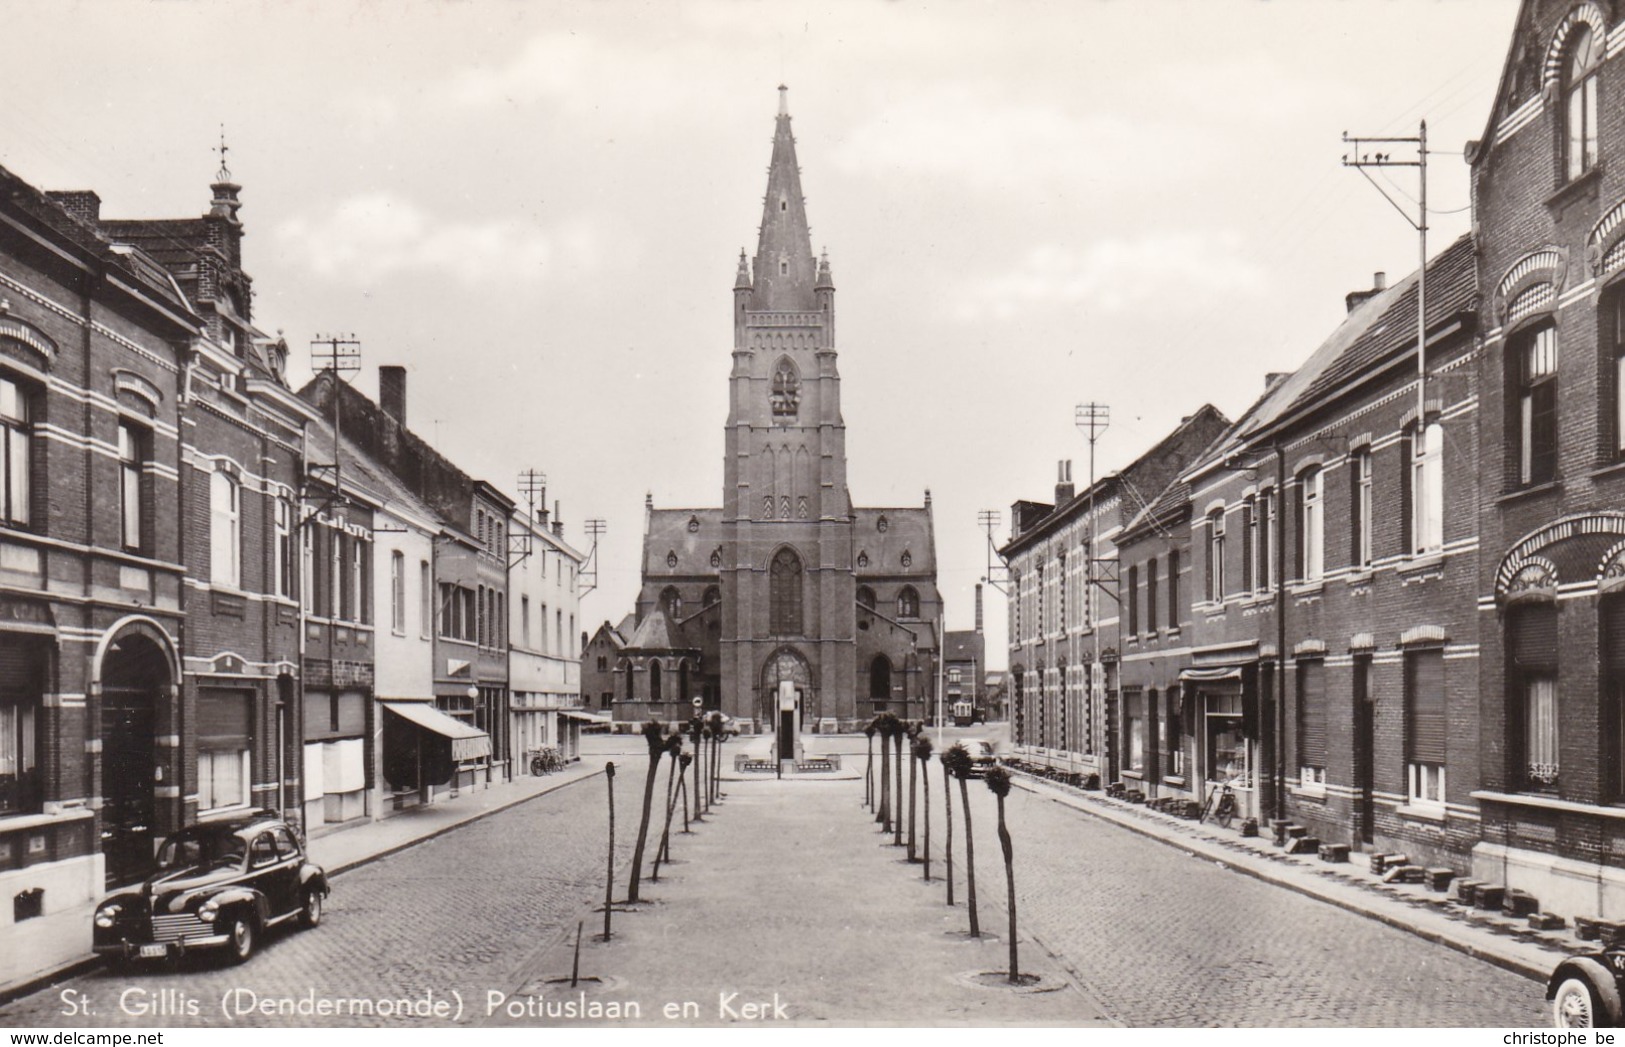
[1007,771,1584,984]
[0,760,604,1001]
[484,775,1114,1027]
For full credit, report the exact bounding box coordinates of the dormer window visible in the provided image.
[1564,23,1601,181]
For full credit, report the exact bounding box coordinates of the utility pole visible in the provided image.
[580,518,607,596]
[979,509,1009,595]
[1076,403,1109,784]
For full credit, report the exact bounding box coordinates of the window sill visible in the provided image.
[1590,458,1625,482]
[1544,163,1604,212]
[1163,775,1187,788]
[1290,580,1324,597]
[1396,802,1447,823]
[1495,479,1562,506]
[0,807,95,833]
[1122,770,1144,781]
[1290,784,1327,801]
[1397,553,1445,577]
[1346,569,1375,586]
[1470,789,1625,820]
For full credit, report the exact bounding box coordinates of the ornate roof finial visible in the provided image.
[735,248,752,290]
[778,84,788,117]
[216,124,232,183]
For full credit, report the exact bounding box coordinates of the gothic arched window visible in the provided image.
[703,586,721,607]
[770,358,800,419]
[650,661,662,702]
[770,548,803,635]
[897,585,919,619]
[661,586,683,619]
[856,585,876,609]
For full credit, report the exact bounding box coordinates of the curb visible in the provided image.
[1012,776,1553,984]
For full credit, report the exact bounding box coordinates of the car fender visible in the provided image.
[1550,956,1623,1023]
[206,887,270,928]
[298,865,329,897]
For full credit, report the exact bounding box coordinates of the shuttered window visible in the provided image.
[1406,648,1446,764]
[1511,603,1559,671]
[1604,598,1625,799]
[1297,659,1326,778]
[1510,604,1559,790]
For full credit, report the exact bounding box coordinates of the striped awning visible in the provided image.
[382,701,491,762]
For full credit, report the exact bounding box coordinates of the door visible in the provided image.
[101,684,155,887]
[1353,657,1374,846]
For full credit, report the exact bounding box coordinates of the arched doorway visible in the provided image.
[760,647,813,730]
[99,626,174,887]
[869,655,892,706]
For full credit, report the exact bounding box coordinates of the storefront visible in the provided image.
[1179,665,1259,820]
[379,699,490,808]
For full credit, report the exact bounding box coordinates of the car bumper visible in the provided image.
[95,934,231,960]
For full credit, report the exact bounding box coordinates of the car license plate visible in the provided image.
[138,945,166,959]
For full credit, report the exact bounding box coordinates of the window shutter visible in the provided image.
[1298,660,1326,768]
[1511,604,1559,671]
[1399,437,1413,554]
[1605,598,1625,675]
[198,690,252,750]
[1407,649,1446,764]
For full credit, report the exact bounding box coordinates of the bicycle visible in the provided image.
[528,746,564,776]
[1200,776,1239,829]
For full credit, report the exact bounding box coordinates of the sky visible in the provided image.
[0,0,1521,670]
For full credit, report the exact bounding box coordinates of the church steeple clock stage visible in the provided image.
[628,87,941,731]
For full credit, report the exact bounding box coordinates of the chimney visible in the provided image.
[1265,372,1291,393]
[379,366,407,427]
[1344,271,1388,314]
[552,500,563,537]
[1054,459,1075,505]
[975,583,984,634]
[46,191,101,227]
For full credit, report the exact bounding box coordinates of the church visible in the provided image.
[617,87,942,732]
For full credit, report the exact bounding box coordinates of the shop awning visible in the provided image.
[382,701,491,762]
[1179,666,1244,683]
[560,710,611,724]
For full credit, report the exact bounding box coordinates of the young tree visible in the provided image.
[876,714,897,831]
[687,717,705,823]
[602,761,616,940]
[863,720,878,811]
[985,767,1019,982]
[943,742,979,936]
[653,734,684,879]
[941,747,955,906]
[626,720,666,903]
[893,721,906,847]
[906,722,920,861]
[914,734,934,881]
[708,712,726,804]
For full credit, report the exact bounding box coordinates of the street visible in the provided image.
[0,732,1550,1027]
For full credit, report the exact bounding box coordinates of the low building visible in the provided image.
[509,500,587,768]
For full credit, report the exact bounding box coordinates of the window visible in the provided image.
[1405,647,1446,807]
[391,551,406,632]
[1257,488,1274,591]
[275,499,294,599]
[649,661,662,702]
[1146,557,1158,635]
[197,690,250,812]
[209,469,240,587]
[521,596,530,648]
[0,378,30,529]
[1242,497,1256,592]
[1036,564,1045,635]
[1167,549,1180,629]
[769,549,803,633]
[1297,659,1326,786]
[118,422,145,551]
[897,585,919,620]
[1511,603,1559,791]
[1205,509,1225,602]
[1350,450,1373,568]
[1513,323,1558,486]
[1404,422,1445,554]
[1295,467,1322,581]
[1126,565,1139,636]
[1604,597,1625,800]
[1057,553,1066,632]
[0,694,38,814]
[1609,292,1625,458]
[1564,23,1600,182]
[857,585,876,609]
[420,560,431,638]
[870,656,891,700]
[662,586,683,620]
[556,609,562,656]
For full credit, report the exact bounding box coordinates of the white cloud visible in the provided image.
[274,193,605,288]
[954,231,1266,320]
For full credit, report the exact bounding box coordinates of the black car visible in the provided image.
[93,811,328,965]
[1550,950,1625,1027]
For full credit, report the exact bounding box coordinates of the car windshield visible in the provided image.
[157,828,247,872]
[975,742,995,756]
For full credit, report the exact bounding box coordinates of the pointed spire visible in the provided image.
[750,85,816,311]
[209,124,242,225]
[815,247,834,290]
[735,248,752,290]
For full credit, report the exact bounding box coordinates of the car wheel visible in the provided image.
[299,889,323,929]
[226,915,256,965]
[1555,976,1606,1028]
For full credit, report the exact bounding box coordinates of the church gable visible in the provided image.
[642,508,724,576]
[852,507,937,575]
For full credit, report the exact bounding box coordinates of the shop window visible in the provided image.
[1297,659,1326,786]
[0,690,39,814]
[1405,647,1446,808]
[1510,603,1560,791]
[1563,22,1601,182]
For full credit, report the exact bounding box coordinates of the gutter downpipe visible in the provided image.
[1275,438,1287,826]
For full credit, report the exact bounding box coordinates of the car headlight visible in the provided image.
[94,904,121,929]
[198,902,218,923]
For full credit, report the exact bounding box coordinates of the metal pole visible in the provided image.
[1417,120,1429,429]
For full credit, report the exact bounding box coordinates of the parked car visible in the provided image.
[1550,950,1625,1026]
[966,739,1000,778]
[93,810,328,966]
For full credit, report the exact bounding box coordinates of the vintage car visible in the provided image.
[93,810,328,965]
[966,739,1000,778]
[1550,950,1625,1026]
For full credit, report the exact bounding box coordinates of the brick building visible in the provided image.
[1468,0,1625,917]
[581,615,632,717]
[508,497,587,768]
[633,88,942,734]
[0,169,199,987]
[1002,408,1231,785]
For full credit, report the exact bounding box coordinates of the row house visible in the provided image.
[1001,408,1231,785]
[1469,0,1625,918]
[0,169,201,989]
[581,615,634,716]
[1173,241,1481,871]
[509,497,588,767]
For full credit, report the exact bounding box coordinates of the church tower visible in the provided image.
[721,85,855,726]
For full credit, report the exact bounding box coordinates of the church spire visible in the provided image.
[751,85,817,311]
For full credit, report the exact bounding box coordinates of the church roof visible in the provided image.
[852,506,936,575]
[643,508,724,575]
[943,630,985,663]
[624,605,695,654]
[749,86,819,312]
